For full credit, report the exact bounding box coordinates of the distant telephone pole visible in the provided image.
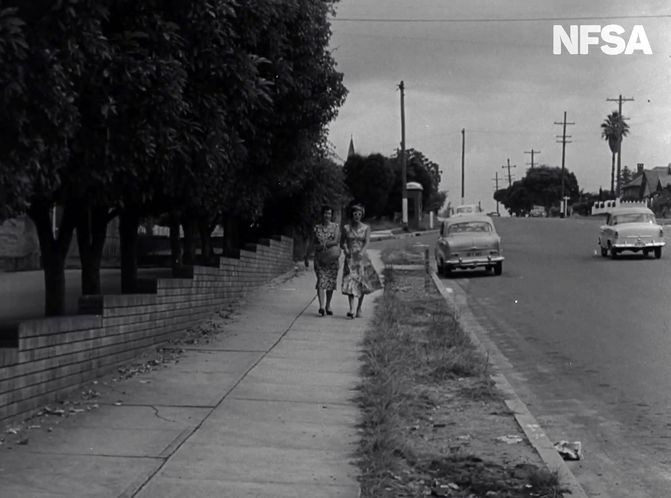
[461,128,465,205]
[554,111,575,217]
[606,94,634,196]
[399,81,407,228]
[524,148,540,169]
[492,171,501,215]
[501,158,516,187]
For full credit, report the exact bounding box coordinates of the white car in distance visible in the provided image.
[598,207,665,259]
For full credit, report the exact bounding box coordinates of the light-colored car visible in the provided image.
[453,204,478,216]
[435,214,504,276]
[598,206,664,259]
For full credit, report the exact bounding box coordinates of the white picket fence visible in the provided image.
[591,198,649,215]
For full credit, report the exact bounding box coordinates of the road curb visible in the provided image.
[370,229,439,242]
[430,271,588,498]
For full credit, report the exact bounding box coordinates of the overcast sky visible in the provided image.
[326,0,671,212]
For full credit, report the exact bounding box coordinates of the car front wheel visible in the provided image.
[655,247,662,259]
[493,261,502,276]
[610,244,618,259]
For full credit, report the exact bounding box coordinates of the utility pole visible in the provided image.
[501,158,516,187]
[461,128,465,205]
[524,148,540,169]
[554,111,575,218]
[606,94,634,197]
[399,81,408,229]
[492,171,501,215]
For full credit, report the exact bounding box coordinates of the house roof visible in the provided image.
[622,175,643,189]
[621,165,671,197]
[644,168,670,195]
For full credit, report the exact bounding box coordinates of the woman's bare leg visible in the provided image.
[355,296,364,317]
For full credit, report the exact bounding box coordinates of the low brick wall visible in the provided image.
[0,236,293,423]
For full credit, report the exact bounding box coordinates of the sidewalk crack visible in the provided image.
[150,405,176,423]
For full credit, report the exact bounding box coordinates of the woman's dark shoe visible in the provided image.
[346,312,354,319]
[318,308,325,316]
[325,308,333,316]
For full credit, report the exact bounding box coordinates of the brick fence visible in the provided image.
[0,236,294,423]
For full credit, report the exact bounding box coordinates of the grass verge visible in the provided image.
[357,267,566,497]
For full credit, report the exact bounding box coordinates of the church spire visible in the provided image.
[347,135,355,158]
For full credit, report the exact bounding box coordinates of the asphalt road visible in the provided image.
[418,217,671,498]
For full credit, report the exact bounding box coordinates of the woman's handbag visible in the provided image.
[316,244,341,264]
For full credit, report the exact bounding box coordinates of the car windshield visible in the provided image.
[455,206,475,214]
[447,222,492,234]
[612,213,655,225]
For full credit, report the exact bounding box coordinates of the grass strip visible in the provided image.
[356,267,566,497]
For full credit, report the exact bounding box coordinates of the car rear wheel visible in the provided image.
[655,247,662,259]
[493,262,502,276]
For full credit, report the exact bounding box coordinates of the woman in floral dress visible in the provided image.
[340,203,381,318]
[313,205,341,316]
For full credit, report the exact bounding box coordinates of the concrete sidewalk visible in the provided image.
[0,259,384,497]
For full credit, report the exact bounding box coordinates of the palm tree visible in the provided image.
[601,111,630,196]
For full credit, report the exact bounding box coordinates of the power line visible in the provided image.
[331,14,671,23]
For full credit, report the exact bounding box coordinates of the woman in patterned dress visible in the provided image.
[340,203,381,318]
[313,205,341,316]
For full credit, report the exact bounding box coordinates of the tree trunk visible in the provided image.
[28,200,77,316]
[198,217,214,265]
[610,152,616,197]
[120,208,140,293]
[181,216,196,266]
[616,148,622,198]
[222,214,240,257]
[77,206,110,295]
[169,211,182,275]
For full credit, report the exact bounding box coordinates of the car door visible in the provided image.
[600,213,613,247]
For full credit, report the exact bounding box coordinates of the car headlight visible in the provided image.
[660,228,664,237]
[613,231,619,240]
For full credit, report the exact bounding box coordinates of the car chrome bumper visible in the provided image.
[613,241,665,249]
[447,255,504,268]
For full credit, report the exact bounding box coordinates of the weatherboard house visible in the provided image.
[621,163,671,202]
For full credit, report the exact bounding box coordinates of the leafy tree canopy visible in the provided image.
[494,165,580,216]
[343,153,395,218]
[386,149,446,215]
